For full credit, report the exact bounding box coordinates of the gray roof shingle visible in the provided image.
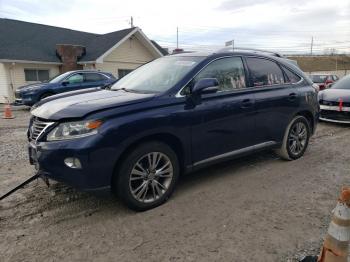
[0,19,167,63]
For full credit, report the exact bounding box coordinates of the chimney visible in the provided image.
[56,44,86,73]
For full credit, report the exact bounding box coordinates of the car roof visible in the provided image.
[66,70,111,74]
[171,50,300,70]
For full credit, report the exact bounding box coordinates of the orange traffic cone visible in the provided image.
[2,103,14,119]
[318,187,350,262]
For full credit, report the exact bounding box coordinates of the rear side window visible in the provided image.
[194,57,246,92]
[283,67,301,84]
[84,73,105,82]
[246,57,285,87]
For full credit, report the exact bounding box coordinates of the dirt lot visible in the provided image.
[1,110,350,262]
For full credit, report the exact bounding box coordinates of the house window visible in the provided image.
[118,69,133,78]
[24,69,50,82]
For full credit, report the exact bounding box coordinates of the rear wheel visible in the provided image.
[113,141,179,211]
[276,115,310,160]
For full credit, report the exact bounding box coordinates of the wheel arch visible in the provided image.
[39,91,55,100]
[295,110,315,134]
[111,132,186,187]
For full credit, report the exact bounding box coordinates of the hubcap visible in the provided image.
[129,152,173,203]
[288,121,307,156]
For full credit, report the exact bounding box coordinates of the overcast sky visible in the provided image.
[0,0,349,54]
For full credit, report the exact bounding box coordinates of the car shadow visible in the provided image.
[177,149,279,193]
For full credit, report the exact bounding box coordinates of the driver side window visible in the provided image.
[194,57,246,92]
[66,73,84,84]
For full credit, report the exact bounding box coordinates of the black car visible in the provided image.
[28,49,319,211]
[15,70,117,106]
[319,75,350,123]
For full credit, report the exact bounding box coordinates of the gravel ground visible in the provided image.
[1,110,350,262]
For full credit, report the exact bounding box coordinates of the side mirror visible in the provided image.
[192,78,219,95]
[62,80,69,86]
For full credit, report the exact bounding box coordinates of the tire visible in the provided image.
[113,141,179,211]
[276,115,311,161]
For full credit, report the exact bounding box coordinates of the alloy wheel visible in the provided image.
[288,121,308,156]
[129,152,173,203]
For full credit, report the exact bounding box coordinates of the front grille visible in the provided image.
[320,100,350,107]
[29,118,55,141]
[320,110,350,121]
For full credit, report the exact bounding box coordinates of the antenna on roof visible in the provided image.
[130,16,134,28]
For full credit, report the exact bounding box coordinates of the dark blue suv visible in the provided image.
[28,49,319,211]
[15,70,116,106]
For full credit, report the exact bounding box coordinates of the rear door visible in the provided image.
[189,56,257,165]
[83,72,108,88]
[245,57,301,143]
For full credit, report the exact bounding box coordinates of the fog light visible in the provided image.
[64,157,82,169]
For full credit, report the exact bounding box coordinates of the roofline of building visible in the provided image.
[95,27,163,63]
[0,59,62,65]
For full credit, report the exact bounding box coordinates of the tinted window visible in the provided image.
[67,73,84,84]
[194,57,246,92]
[246,57,285,87]
[85,73,105,82]
[283,67,301,84]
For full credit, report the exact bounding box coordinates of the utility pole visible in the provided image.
[130,16,134,28]
[176,27,179,49]
[310,36,314,56]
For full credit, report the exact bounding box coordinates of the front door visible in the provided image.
[188,56,257,165]
[60,73,85,92]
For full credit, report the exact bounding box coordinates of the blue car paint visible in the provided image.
[28,52,319,191]
[15,70,116,106]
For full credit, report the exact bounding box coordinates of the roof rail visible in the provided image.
[217,47,284,58]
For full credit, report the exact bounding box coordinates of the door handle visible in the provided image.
[288,93,297,101]
[240,99,253,109]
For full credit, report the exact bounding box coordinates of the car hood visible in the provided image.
[31,88,156,120]
[319,88,350,102]
[17,82,52,91]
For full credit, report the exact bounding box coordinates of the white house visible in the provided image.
[0,19,167,103]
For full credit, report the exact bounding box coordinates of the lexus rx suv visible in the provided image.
[27,49,319,211]
[15,70,116,106]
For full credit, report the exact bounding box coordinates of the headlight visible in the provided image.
[47,120,102,141]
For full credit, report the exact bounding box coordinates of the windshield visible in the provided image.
[310,75,327,83]
[49,72,72,83]
[331,75,350,89]
[111,56,204,93]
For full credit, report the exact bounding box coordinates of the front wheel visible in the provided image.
[276,115,311,160]
[113,142,179,211]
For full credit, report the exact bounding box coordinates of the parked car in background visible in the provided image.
[310,74,339,90]
[28,49,318,211]
[15,70,117,106]
[319,74,350,123]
